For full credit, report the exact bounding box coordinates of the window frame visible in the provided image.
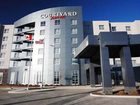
[71,28,78,34]
[40,29,45,35]
[71,19,77,25]
[99,25,104,30]
[126,26,131,31]
[55,20,60,25]
[72,38,78,44]
[40,21,46,26]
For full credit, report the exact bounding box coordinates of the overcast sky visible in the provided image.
[0,0,140,24]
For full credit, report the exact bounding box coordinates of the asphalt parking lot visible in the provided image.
[0,87,140,105]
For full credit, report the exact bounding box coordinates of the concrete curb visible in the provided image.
[90,93,140,98]
[54,86,102,90]
[8,88,53,94]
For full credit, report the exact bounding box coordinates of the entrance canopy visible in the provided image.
[75,32,140,64]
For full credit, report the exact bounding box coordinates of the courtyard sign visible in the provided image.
[41,11,77,19]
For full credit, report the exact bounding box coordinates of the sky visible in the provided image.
[0,0,140,24]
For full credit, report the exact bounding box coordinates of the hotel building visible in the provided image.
[8,6,84,85]
[0,6,140,86]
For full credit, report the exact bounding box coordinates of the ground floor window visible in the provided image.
[72,70,78,85]
[54,71,59,85]
[37,71,42,84]
[10,72,15,84]
[0,72,3,84]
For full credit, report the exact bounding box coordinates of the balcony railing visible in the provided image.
[10,56,21,61]
[11,48,22,52]
[14,28,35,35]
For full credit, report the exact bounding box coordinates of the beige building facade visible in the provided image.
[0,25,14,84]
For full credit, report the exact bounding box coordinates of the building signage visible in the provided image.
[50,16,65,20]
[41,11,77,19]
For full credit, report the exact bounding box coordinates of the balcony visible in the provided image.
[22,45,33,51]
[14,28,35,36]
[20,56,32,60]
[11,48,22,52]
[10,56,21,61]
[13,38,23,44]
[22,37,34,43]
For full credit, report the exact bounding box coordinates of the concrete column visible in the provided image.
[90,63,95,87]
[120,46,136,93]
[81,66,87,85]
[100,46,112,94]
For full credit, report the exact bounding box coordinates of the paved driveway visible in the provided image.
[0,87,140,105]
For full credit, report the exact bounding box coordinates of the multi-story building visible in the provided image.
[92,20,140,66]
[8,6,84,85]
[0,25,14,84]
[93,20,140,35]
[0,6,139,86]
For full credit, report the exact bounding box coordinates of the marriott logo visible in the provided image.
[41,11,77,19]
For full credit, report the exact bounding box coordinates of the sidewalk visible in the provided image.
[8,85,102,94]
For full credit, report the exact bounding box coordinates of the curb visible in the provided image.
[90,93,140,98]
[8,88,53,94]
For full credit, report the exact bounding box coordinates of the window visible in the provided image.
[71,19,77,25]
[55,20,60,25]
[126,26,131,31]
[71,28,78,34]
[0,61,4,66]
[37,58,43,64]
[25,61,31,66]
[72,48,76,55]
[36,71,42,83]
[27,43,32,47]
[14,53,19,58]
[40,30,45,35]
[54,28,61,35]
[54,58,60,65]
[15,44,20,49]
[132,60,136,66]
[26,52,32,56]
[54,48,60,54]
[72,58,78,65]
[40,21,46,26]
[72,38,78,44]
[4,29,9,33]
[0,72,3,84]
[16,36,21,41]
[99,25,104,30]
[111,26,116,32]
[2,36,8,41]
[54,71,59,84]
[54,38,60,44]
[1,44,7,49]
[38,48,43,55]
[72,70,78,85]
[13,61,18,67]
[115,60,121,66]
[17,28,22,32]
[0,53,5,58]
